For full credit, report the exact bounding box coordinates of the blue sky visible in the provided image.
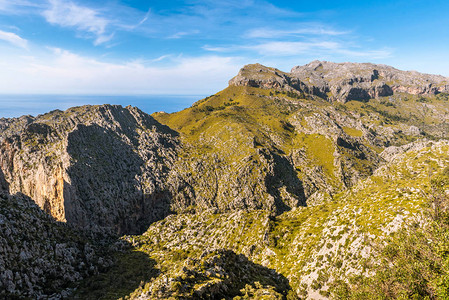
[0,0,448,96]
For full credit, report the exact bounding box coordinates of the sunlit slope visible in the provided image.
[154,80,449,213]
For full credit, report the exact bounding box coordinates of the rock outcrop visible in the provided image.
[229,61,449,103]
[139,249,291,299]
[0,105,179,234]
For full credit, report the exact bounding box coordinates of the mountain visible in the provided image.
[1,61,449,299]
[154,61,449,211]
[230,61,449,102]
[0,105,179,234]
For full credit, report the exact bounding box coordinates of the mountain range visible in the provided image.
[1,61,449,299]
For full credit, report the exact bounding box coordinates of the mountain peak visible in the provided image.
[229,61,449,103]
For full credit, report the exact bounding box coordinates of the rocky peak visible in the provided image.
[229,61,449,102]
[228,63,294,91]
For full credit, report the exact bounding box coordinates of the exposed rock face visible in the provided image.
[229,61,449,103]
[0,105,179,234]
[228,63,294,92]
[167,146,306,216]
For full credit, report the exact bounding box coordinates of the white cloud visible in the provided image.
[42,0,112,45]
[248,41,392,59]
[204,41,341,56]
[336,48,393,59]
[246,41,341,56]
[0,0,43,14]
[167,30,200,39]
[0,48,241,94]
[246,27,348,38]
[0,30,28,49]
[204,40,392,60]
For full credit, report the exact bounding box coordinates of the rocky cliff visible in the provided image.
[0,105,179,234]
[229,61,449,103]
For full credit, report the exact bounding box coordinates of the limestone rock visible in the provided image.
[0,105,179,234]
[230,61,449,103]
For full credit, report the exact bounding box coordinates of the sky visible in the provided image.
[0,0,448,98]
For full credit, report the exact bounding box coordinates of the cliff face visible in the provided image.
[229,61,449,103]
[0,105,179,234]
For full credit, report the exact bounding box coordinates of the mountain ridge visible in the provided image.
[229,61,449,103]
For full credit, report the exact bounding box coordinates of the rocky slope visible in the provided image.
[81,140,449,299]
[0,180,113,299]
[0,105,179,234]
[2,63,448,233]
[229,61,449,103]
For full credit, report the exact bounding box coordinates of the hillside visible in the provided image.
[154,62,449,212]
[0,169,113,298]
[1,61,449,299]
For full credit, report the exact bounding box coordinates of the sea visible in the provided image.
[0,94,205,118]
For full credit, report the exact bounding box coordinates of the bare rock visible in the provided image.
[230,61,449,103]
[0,105,179,234]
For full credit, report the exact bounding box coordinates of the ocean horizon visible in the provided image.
[0,94,206,118]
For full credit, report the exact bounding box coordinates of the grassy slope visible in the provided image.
[154,85,449,204]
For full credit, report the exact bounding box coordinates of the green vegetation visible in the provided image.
[291,133,336,177]
[71,140,449,299]
[436,93,449,101]
[331,167,449,299]
[342,126,363,137]
[74,249,158,300]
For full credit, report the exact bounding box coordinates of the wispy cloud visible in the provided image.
[130,0,302,40]
[204,41,342,56]
[246,41,341,56]
[204,40,392,60]
[0,0,43,14]
[151,54,172,62]
[335,48,393,59]
[42,0,113,45]
[246,26,349,38]
[136,9,150,27]
[119,8,151,31]
[167,30,200,39]
[0,30,28,49]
